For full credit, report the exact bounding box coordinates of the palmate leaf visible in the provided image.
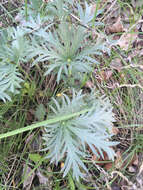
[43,90,118,181]
[77,1,94,25]
[21,14,53,34]
[0,64,23,102]
[0,91,11,102]
[45,0,74,20]
[0,27,29,102]
[0,27,29,63]
[77,1,103,26]
[19,0,73,22]
[29,22,101,83]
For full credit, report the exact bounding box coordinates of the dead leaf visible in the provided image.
[103,70,113,81]
[139,49,143,56]
[85,81,94,88]
[127,154,139,168]
[98,70,113,81]
[110,58,123,72]
[111,185,121,190]
[120,73,125,79]
[25,133,34,145]
[25,133,42,151]
[106,17,124,34]
[112,126,119,135]
[92,153,104,166]
[136,40,143,47]
[92,29,98,40]
[112,34,120,40]
[133,155,139,166]
[36,169,49,185]
[27,109,35,122]
[115,151,138,172]
[104,162,113,170]
[118,32,138,50]
[91,146,113,166]
[115,150,123,169]
[23,164,35,190]
[128,166,136,173]
[133,158,143,189]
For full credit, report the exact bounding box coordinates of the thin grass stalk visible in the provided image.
[0,108,90,139]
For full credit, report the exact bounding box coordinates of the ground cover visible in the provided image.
[0,0,143,189]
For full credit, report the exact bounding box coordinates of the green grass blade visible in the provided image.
[0,108,90,139]
[25,0,28,21]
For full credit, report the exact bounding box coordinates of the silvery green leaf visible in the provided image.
[77,1,94,25]
[42,90,118,180]
[29,22,102,83]
[0,64,23,102]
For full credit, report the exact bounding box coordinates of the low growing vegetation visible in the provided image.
[0,0,143,189]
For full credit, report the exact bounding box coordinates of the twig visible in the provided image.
[122,64,143,70]
[106,83,143,90]
[111,171,133,186]
[116,83,143,90]
[101,0,118,22]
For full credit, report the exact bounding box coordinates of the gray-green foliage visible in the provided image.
[76,1,104,28]
[28,22,104,83]
[0,0,107,101]
[0,0,118,182]
[0,64,23,102]
[77,1,103,26]
[0,27,27,63]
[0,27,28,102]
[20,0,73,21]
[43,90,117,180]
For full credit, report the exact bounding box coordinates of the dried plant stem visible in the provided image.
[116,83,143,90]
